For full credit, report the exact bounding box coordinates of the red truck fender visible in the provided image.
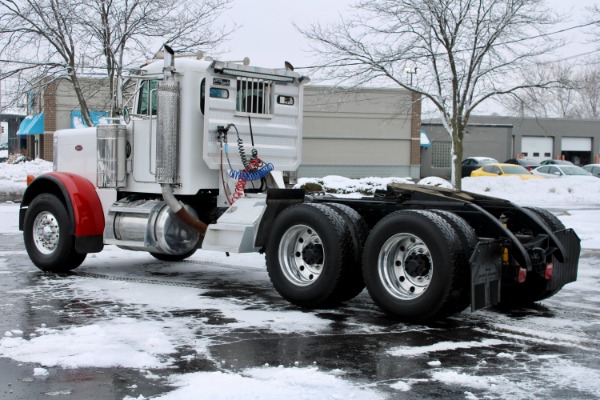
[20,172,104,253]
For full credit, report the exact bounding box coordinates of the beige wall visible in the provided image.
[51,78,111,131]
[301,86,419,178]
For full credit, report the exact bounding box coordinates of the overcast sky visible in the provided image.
[219,0,600,72]
[219,0,354,69]
[215,0,600,115]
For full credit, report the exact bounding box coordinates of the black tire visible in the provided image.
[23,194,86,272]
[150,249,197,262]
[362,210,467,322]
[526,207,565,232]
[430,210,477,313]
[501,207,566,305]
[323,203,368,302]
[265,203,352,308]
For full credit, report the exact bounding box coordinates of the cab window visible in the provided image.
[137,80,158,115]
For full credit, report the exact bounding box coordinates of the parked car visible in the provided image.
[532,164,593,178]
[540,159,574,166]
[504,158,540,171]
[470,163,542,179]
[461,157,498,177]
[582,164,600,178]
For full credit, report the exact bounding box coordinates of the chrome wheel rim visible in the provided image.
[378,233,432,300]
[278,224,324,287]
[32,211,60,255]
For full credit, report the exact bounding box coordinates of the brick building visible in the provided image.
[17,76,111,160]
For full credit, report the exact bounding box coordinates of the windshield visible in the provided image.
[480,158,496,165]
[561,166,592,176]
[501,165,530,175]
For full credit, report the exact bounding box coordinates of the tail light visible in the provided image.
[517,267,527,283]
[545,263,554,280]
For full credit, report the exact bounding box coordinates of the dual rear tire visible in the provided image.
[265,203,364,307]
[266,205,472,321]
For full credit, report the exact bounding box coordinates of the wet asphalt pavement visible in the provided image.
[2,224,600,399]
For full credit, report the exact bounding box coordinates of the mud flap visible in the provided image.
[470,241,503,311]
[254,189,305,248]
[548,228,580,291]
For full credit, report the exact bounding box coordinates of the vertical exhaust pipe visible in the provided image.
[156,44,207,238]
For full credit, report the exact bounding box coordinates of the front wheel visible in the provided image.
[23,194,86,272]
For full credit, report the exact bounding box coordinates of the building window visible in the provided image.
[432,141,452,168]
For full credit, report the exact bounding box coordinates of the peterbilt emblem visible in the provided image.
[75,145,83,151]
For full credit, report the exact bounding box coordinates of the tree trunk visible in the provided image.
[452,134,463,190]
[71,75,94,127]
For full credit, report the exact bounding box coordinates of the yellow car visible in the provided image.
[470,163,543,180]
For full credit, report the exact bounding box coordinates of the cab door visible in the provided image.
[131,80,158,183]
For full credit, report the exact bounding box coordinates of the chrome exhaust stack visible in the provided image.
[156,45,179,185]
[156,44,207,238]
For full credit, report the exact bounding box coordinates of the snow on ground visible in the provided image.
[2,162,600,399]
[149,367,385,400]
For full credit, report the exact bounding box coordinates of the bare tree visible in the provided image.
[81,0,234,116]
[0,0,95,125]
[571,67,600,119]
[501,64,600,119]
[0,0,233,123]
[299,0,563,188]
[500,62,576,118]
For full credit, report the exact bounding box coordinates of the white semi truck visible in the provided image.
[19,46,580,322]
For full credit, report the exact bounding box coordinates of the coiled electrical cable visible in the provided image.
[218,122,274,204]
[229,163,274,181]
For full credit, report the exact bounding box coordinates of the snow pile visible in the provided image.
[293,174,600,206]
[294,175,413,195]
[462,176,600,206]
[417,176,454,188]
[0,159,52,198]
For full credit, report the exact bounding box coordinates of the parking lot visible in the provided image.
[2,203,600,399]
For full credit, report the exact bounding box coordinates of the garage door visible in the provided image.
[521,137,553,162]
[562,137,592,165]
[562,137,592,151]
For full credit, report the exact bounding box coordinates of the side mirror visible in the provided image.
[122,106,131,124]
